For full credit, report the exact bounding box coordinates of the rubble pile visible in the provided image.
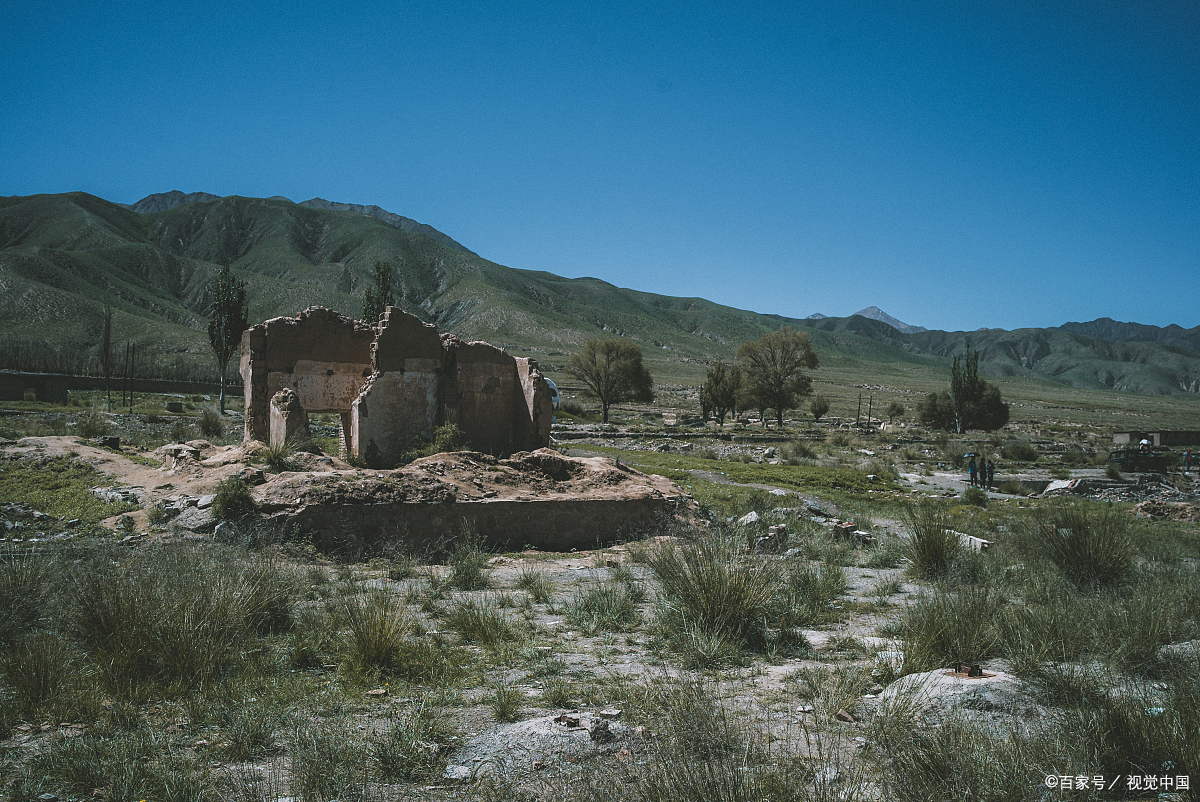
[1046,473,1197,504]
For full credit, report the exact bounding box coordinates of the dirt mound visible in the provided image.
[1133,500,1200,522]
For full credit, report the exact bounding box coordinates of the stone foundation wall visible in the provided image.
[276,497,681,554]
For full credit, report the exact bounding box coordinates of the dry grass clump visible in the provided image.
[338,589,412,673]
[901,499,962,578]
[73,544,298,695]
[1020,501,1135,588]
[648,532,836,665]
[374,699,454,780]
[516,565,555,603]
[564,577,644,634]
[896,584,1003,676]
[445,596,521,647]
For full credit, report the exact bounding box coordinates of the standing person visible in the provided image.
[1185,450,1192,473]
[968,455,978,487]
[986,459,995,489]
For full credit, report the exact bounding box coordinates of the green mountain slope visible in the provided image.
[1,191,1198,404]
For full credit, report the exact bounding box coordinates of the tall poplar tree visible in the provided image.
[208,264,248,414]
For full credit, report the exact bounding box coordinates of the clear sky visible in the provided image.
[3,1,1197,332]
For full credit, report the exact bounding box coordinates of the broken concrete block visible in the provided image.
[269,388,309,447]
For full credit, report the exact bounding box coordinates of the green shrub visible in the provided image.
[170,420,193,443]
[0,552,53,645]
[77,411,110,437]
[1105,462,1123,480]
[445,597,519,647]
[962,486,988,507]
[1001,438,1038,462]
[1023,503,1135,588]
[198,408,223,438]
[897,585,1003,675]
[491,685,524,722]
[902,500,962,579]
[3,632,74,713]
[290,721,365,801]
[257,439,299,472]
[72,545,287,694]
[212,475,256,520]
[448,527,491,590]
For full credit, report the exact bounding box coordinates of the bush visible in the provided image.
[902,500,962,579]
[257,439,299,472]
[3,632,74,713]
[212,475,256,520]
[491,685,524,722]
[0,552,53,646]
[1106,462,1123,480]
[445,597,519,647]
[516,566,554,603]
[77,411,109,437]
[448,527,491,590]
[962,487,988,508]
[198,408,223,438]
[73,545,291,693]
[1023,503,1135,588]
[1001,438,1038,462]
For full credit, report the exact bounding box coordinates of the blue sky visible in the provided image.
[3,1,1197,332]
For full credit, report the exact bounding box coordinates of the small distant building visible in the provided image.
[1112,431,1200,447]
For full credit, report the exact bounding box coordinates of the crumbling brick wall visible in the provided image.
[242,306,552,461]
[240,307,375,445]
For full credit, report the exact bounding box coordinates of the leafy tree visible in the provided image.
[810,394,830,422]
[566,338,654,423]
[737,327,819,429]
[887,401,905,423]
[701,360,741,426]
[207,264,249,414]
[362,260,395,325]
[919,340,1008,432]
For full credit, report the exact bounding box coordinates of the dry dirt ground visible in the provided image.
[3,428,1197,801]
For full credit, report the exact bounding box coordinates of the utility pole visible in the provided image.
[856,394,862,428]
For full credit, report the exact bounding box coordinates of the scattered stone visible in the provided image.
[197,494,215,509]
[586,717,614,742]
[93,436,121,449]
[877,667,1035,718]
[598,708,622,720]
[835,709,856,723]
[1157,640,1200,667]
[443,765,472,782]
[172,507,217,533]
[737,511,761,526]
[365,688,388,697]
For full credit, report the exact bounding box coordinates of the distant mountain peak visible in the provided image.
[298,198,475,255]
[852,306,927,334]
[118,191,474,255]
[806,312,830,320]
[124,190,221,214]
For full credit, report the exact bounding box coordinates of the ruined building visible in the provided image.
[240,307,554,462]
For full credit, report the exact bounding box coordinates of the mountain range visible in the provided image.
[1,190,1197,397]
